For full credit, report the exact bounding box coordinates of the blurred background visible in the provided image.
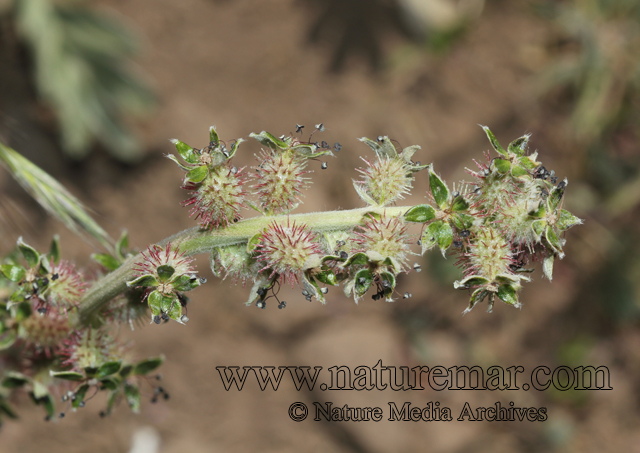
[1,0,640,451]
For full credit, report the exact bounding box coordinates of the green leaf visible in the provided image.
[186,165,208,183]
[451,213,474,230]
[249,131,288,150]
[209,126,219,146]
[497,284,520,307]
[162,295,182,322]
[147,290,163,317]
[99,377,119,390]
[517,155,537,170]
[557,209,582,231]
[511,164,528,178]
[126,274,159,288]
[357,137,382,156]
[12,302,31,322]
[119,364,133,378]
[451,196,469,212]
[375,136,398,159]
[172,274,202,292]
[548,178,567,211]
[352,180,377,206]
[531,219,546,239]
[96,361,122,379]
[0,143,113,249]
[49,370,85,381]
[156,265,175,283]
[463,288,488,314]
[48,236,60,265]
[166,153,193,171]
[0,264,25,283]
[91,253,120,272]
[0,399,18,419]
[17,237,39,267]
[84,366,98,378]
[292,144,317,156]
[302,273,324,304]
[421,220,443,254]
[543,255,554,281]
[124,384,141,413]
[354,269,373,298]
[133,356,164,376]
[507,134,530,156]
[429,166,449,209]
[481,126,507,156]
[2,371,30,388]
[400,145,420,162]
[315,270,338,286]
[379,272,395,297]
[170,139,199,164]
[72,384,89,409]
[493,158,511,174]
[545,225,562,255]
[437,223,454,257]
[227,138,243,160]
[453,275,489,289]
[404,204,436,223]
[343,252,369,267]
[247,232,263,253]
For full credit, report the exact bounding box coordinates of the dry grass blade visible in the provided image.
[0,141,113,250]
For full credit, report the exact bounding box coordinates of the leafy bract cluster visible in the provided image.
[0,237,165,424]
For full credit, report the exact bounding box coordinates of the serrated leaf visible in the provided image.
[133,356,164,376]
[48,236,60,265]
[354,269,373,298]
[17,238,39,267]
[404,204,436,223]
[429,167,449,209]
[493,158,511,174]
[453,275,489,289]
[543,255,554,281]
[481,126,507,156]
[171,139,199,164]
[96,361,122,379]
[156,265,175,283]
[497,284,520,307]
[124,384,141,413]
[186,165,208,183]
[0,265,25,283]
[126,274,159,288]
[352,180,377,206]
[91,253,120,272]
[250,131,288,150]
[558,209,582,231]
[49,370,85,381]
[507,134,530,156]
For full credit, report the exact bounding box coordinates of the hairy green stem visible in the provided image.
[76,206,411,325]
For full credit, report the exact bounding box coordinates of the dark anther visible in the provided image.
[460,229,471,238]
[256,300,266,309]
[278,301,287,309]
[358,277,366,285]
[279,135,286,140]
[339,251,348,260]
[321,162,328,170]
[231,166,238,174]
[557,180,566,190]
[403,292,412,299]
[199,277,207,284]
[377,136,384,142]
[550,176,558,184]
[41,277,49,286]
[321,141,329,148]
[483,168,490,176]
[452,191,460,198]
[315,123,325,132]
[334,142,342,152]
[417,239,422,246]
[44,415,51,421]
[161,312,169,321]
[51,273,59,281]
[540,189,549,199]
[59,412,65,419]
[209,141,217,147]
[382,280,391,289]
[79,401,85,408]
[163,393,170,401]
[413,263,422,272]
[99,411,106,418]
[296,124,304,133]
[320,287,328,294]
[37,307,47,314]
[151,397,158,404]
[372,294,381,301]
[453,240,463,248]
[153,315,161,324]
[257,288,266,297]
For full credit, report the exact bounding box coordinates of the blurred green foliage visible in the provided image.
[12,0,155,161]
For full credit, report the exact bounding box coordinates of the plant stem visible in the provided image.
[76,206,411,325]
